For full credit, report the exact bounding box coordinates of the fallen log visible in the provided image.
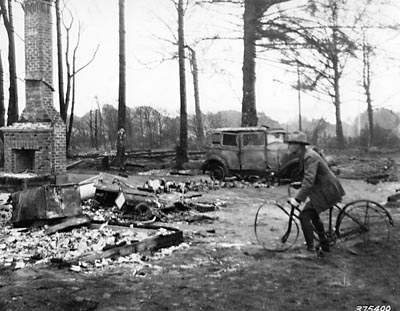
[45,215,91,235]
[66,159,86,170]
[365,173,390,185]
[126,161,145,168]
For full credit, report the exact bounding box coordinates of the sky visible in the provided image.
[1,0,400,126]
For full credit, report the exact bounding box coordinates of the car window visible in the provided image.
[243,132,265,146]
[211,133,221,145]
[267,133,284,144]
[222,133,237,146]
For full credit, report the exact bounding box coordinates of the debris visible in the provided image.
[188,202,217,213]
[170,170,193,176]
[44,215,91,235]
[78,176,98,200]
[0,173,230,273]
[142,179,162,192]
[11,184,82,225]
[387,190,400,202]
[71,227,183,264]
[365,173,390,185]
[114,188,157,211]
[0,220,184,273]
[93,173,132,206]
[385,189,400,208]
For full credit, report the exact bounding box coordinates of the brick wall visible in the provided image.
[3,128,54,175]
[1,0,66,176]
[25,0,53,85]
[52,123,67,173]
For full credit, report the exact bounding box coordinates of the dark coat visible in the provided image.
[295,148,345,213]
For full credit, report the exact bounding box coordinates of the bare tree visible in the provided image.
[0,47,5,165]
[187,45,205,144]
[94,96,104,149]
[89,109,94,147]
[198,0,291,127]
[102,104,118,149]
[61,7,99,149]
[0,0,18,125]
[362,35,374,147]
[257,0,370,148]
[0,50,5,129]
[55,0,65,122]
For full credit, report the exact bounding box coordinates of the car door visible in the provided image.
[266,131,288,171]
[220,132,240,170]
[239,131,267,171]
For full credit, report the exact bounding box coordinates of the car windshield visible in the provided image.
[222,133,238,146]
[243,132,265,146]
[267,132,285,143]
[210,133,221,145]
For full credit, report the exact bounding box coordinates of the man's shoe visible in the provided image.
[306,246,315,252]
[293,247,316,259]
[319,243,330,252]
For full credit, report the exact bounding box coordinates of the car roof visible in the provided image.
[208,127,285,134]
[268,128,286,134]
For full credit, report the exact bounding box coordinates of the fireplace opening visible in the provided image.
[13,149,35,173]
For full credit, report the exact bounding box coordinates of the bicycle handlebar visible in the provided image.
[289,181,302,189]
[288,181,302,197]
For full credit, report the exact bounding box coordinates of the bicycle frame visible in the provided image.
[255,184,394,252]
[285,199,394,245]
[286,183,368,244]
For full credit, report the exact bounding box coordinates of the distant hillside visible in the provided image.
[352,108,400,135]
[286,117,353,137]
[206,110,282,129]
[203,110,357,139]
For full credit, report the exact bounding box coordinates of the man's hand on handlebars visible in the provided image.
[290,182,302,189]
[287,197,300,207]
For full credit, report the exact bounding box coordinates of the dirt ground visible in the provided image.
[0,149,399,311]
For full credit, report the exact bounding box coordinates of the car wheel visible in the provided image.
[210,164,225,181]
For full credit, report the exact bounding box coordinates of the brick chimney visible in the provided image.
[1,0,66,175]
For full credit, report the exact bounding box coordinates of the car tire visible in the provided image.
[209,164,225,181]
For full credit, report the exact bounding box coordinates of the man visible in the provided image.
[287,131,345,253]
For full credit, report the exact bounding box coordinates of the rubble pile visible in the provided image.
[0,171,275,274]
[139,176,272,193]
[0,173,228,273]
[0,194,12,226]
[0,224,183,273]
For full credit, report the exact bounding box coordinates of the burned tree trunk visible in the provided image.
[55,0,66,123]
[0,50,5,129]
[187,46,204,145]
[241,0,258,127]
[115,0,127,170]
[0,0,19,124]
[176,0,188,167]
[363,38,374,147]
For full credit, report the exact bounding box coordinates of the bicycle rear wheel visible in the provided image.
[336,200,394,254]
[254,201,299,252]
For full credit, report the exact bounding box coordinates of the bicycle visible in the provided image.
[254,182,395,254]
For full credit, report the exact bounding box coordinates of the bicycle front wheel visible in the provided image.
[254,201,299,252]
[336,200,394,254]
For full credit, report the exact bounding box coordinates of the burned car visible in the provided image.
[201,127,300,181]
